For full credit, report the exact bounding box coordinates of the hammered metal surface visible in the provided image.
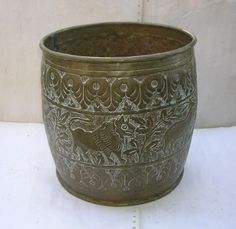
[40,23,197,205]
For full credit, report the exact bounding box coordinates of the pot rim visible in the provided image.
[39,22,197,63]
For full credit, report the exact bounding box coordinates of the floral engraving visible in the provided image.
[41,59,195,113]
[42,56,197,193]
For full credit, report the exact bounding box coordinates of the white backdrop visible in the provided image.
[0,0,235,128]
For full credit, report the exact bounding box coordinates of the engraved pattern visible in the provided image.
[41,59,195,113]
[42,56,197,193]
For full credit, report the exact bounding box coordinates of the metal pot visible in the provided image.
[40,22,197,206]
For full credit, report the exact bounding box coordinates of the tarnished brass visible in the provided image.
[40,22,197,206]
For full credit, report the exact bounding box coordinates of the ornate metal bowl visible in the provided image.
[40,22,197,206]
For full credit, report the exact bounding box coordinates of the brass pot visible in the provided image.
[40,22,197,206]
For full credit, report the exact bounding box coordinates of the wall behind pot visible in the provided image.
[143,0,236,128]
[0,0,235,128]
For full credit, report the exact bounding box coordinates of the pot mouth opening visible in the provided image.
[40,22,196,62]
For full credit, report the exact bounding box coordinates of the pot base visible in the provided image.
[56,169,184,206]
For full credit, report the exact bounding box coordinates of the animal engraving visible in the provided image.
[69,117,135,165]
[164,103,196,154]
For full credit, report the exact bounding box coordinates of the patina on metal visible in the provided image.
[40,22,197,206]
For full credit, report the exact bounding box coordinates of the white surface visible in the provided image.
[143,0,236,128]
[0,122,236,229]
[0,0,140,123]
[0,0,236,128]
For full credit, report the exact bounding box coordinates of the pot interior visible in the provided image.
[43,23,193,57]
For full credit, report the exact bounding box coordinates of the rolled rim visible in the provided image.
[40,22,197,63]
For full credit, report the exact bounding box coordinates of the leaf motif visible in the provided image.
[180,104,189,115]
[57,123,65,128]
[169,114,180,120]
[161,111,166,120]
[145,141,159,151]
[122,149,137,156]
[161,103,190,122]
[147,116,153,127]
[132,117,145,125]
[60,112,70,123]
[150,127,163,136]
[56,109,61,118]
[58,132,68,139]
[136,127,149,134]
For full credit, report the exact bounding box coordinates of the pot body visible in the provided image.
[41,23,197,206]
